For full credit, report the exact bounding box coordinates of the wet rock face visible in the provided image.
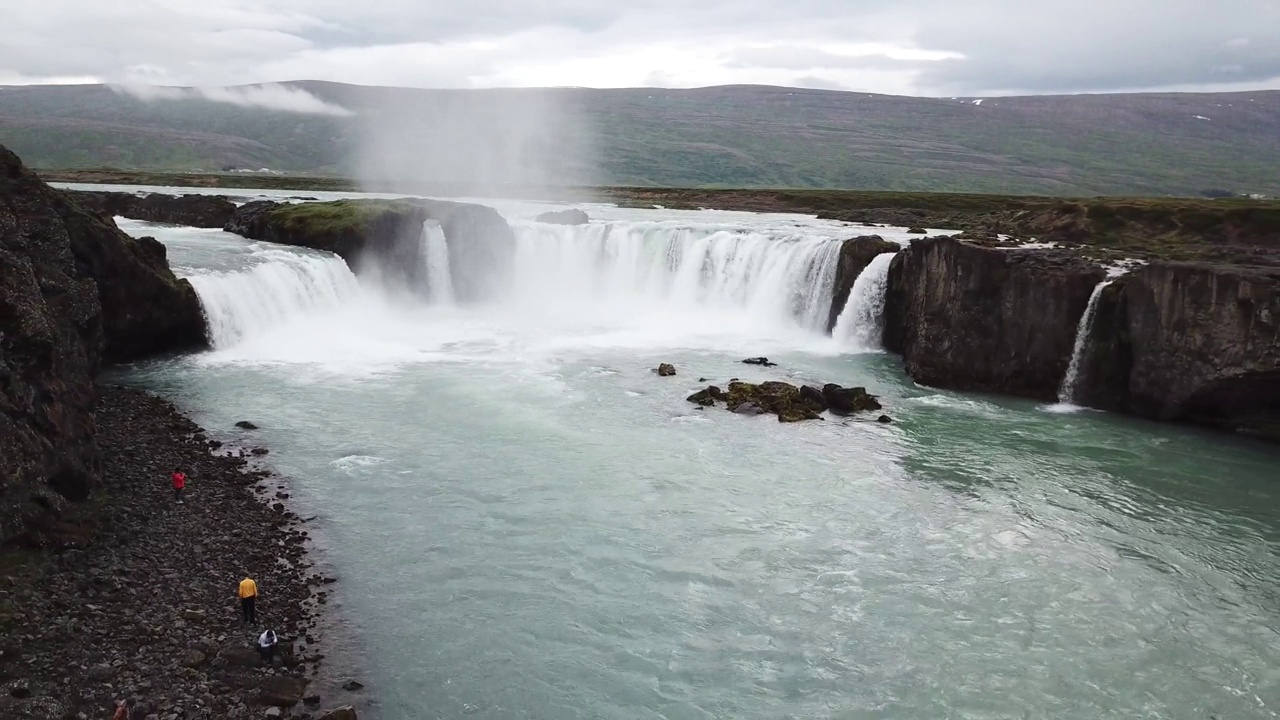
[68,190,236,228]
[1079,263,1280,439]
[0,144,205,545]
[883,237,1106,401]
[827,236,901,332]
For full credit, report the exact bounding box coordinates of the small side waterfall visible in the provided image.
[1057,279,1114,405]
[831,253,896,351]
[421,221,455,305]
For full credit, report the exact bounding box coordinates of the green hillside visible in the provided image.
[1,81,1276,196]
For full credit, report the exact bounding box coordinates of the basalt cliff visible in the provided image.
[0,145,205,545]
[880,236,1280,441]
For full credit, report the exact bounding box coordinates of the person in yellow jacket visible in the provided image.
[238,576,259,625]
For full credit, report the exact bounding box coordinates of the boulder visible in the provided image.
[686,386,725,406]
[877,415,893,423]
[822,384,882,415]
[741,357,777,367]
[535,209,590,225]
[318,707,358,720]
[258,676,308,707]
[907,227,927,234]
[655,363,676,377]
[827,236,901,331]
[799,385,828,411]
[341,680,364,692]
[235,421,259,430]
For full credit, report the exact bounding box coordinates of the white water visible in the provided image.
[186,248,361,349]
[422,221,455,305]
[831,252,896,351]
[1057,279,1115,405]
[508,221,842,333]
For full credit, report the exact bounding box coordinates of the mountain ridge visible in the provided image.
[2,80,1277,196]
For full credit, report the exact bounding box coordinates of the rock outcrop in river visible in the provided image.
[67,190,237,228]
[827,235,901,332]
[225,198,515,302]
[0,145,205,545]
[688,381,882,423]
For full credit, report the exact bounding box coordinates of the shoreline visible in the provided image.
[0,385,368,719]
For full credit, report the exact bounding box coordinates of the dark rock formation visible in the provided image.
[1077,263,1280,440]
[65,190,236,228]
[822,383,883,415]
[741,357,777,367]
[536,209,590,225]
[655,363,676,377]
[225,198,515,303]
[907,227,927,234]
[319,707,359,720]
[688,380,882,423]
[826,235,901,331]
[1,145,206,545]
[236,420,259,430]
[884,237,1106,400]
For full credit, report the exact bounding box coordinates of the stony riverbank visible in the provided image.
[0,385,361,720]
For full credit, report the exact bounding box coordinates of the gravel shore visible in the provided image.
[0,385,359,720]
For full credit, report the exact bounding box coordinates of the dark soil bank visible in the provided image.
[0,385,359,720]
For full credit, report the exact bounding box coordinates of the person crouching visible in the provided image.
[257,628,279,665]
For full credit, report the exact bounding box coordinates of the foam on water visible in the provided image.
[831,252,896,351]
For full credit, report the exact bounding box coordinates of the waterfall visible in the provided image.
[185,249,361,349]
[1057,279,1114,405]
[831,253,896,351]
[421,221,455,305]
[508,221,843,331]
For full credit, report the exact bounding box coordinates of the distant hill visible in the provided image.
[1,81,1277,196]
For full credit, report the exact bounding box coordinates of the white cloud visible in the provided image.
[1,0,1278,95]
[109,82,354,115]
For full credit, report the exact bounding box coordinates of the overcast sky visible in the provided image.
[4,0,1279,96]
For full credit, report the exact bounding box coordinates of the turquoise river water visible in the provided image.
[99,188,1280,720]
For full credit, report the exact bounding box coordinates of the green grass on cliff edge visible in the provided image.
[264,199,421,236]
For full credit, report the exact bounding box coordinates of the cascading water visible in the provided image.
[1057,279,1115,405]
[509,221,843,332]
[831,253,896,351]
[421,221,455,305]
[185,249,361,349]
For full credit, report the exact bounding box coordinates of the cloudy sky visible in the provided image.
[4,0,1279,96]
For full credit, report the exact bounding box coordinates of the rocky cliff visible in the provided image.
[827,235,901,332]
[0,145,205,545]
[883,237,1106,400]
[225,198,515,302]
[66,190,237,229]
[883,236,1280,440]
[1077,263,1280,440]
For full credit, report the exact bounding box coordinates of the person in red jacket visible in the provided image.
[171,468,186,504]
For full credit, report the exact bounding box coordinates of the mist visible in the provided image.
[352,88,601,200]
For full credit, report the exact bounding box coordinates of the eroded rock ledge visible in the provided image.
[66,190,237,229]
[224,198,515,303]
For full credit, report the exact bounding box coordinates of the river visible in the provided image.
[100,189,1280,720]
